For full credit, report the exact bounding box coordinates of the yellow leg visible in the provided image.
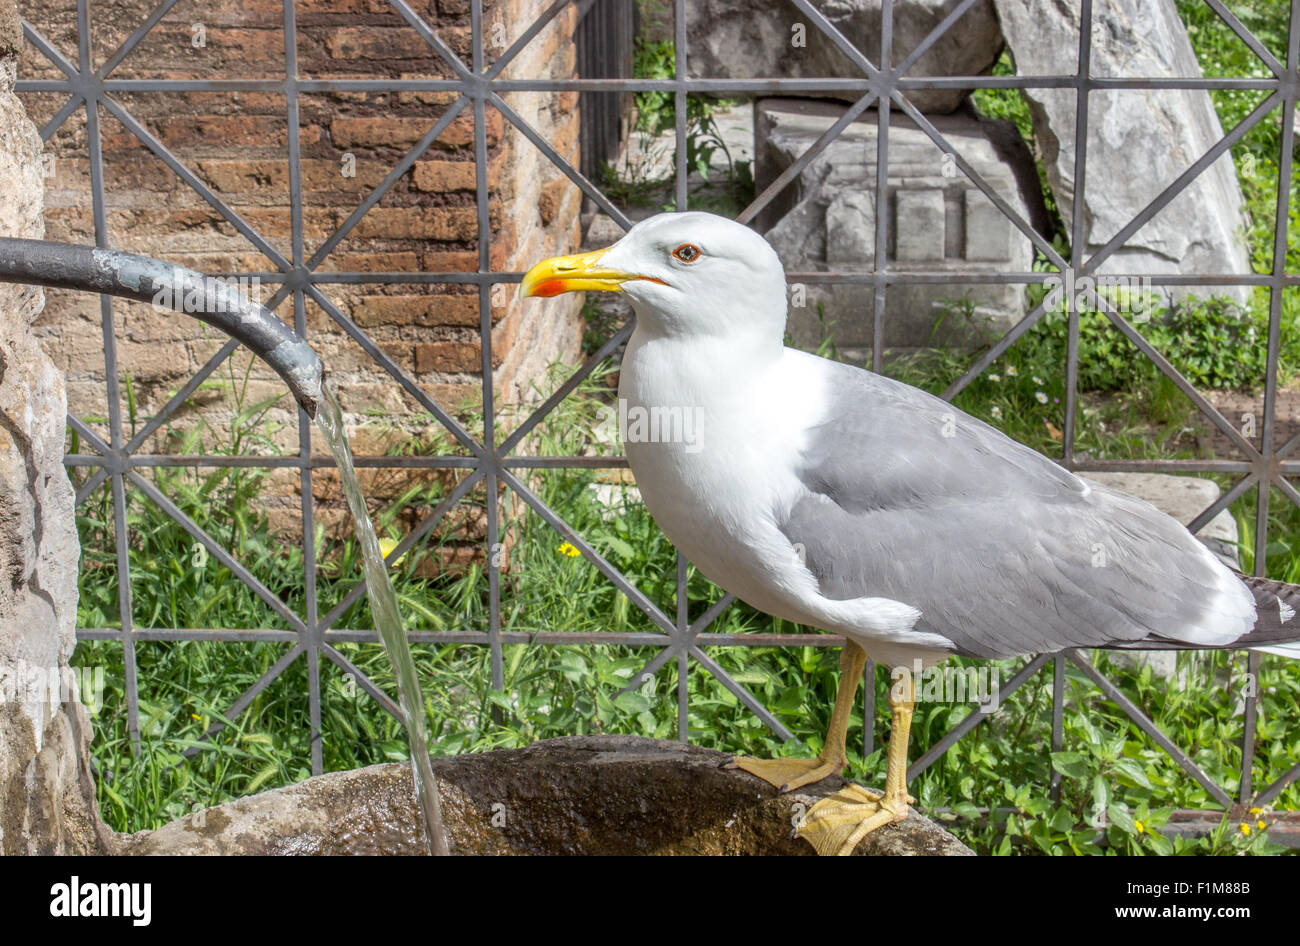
[797,667,915,856]
[728,642,868,791]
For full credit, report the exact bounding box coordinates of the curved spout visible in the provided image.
[0,238,323,418]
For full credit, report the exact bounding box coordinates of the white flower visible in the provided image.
[1032,375,1043,385]
[1035,391,1048,404]
[989,373,1001,383]
[990,405,1003,419]
[1006,365,1018,376]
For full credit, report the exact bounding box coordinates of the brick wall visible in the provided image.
[18,0,586,543]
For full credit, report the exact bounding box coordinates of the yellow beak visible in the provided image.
[518,248,663,299]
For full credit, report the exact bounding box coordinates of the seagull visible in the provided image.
[520,211,1300,855]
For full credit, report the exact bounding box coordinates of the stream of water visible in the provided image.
[314,382,448,856]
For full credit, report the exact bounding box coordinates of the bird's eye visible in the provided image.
[672,243,702,263]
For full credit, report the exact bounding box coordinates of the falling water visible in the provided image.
[314,382,448,856]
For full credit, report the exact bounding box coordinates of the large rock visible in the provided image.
[757,98,1046,357]
[993,0,1252,300]
[0,0,108,855]
[686,0,1002,114]
[120,735,974,855]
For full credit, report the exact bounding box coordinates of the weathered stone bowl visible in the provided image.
[118,735,972,855]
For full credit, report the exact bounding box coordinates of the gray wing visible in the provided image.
[781,358,1250,658]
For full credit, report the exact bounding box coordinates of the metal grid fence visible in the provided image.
[15,0,1300,825]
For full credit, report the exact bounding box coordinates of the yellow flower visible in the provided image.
[377,537,406,563]
[1134,819,1145,834]
[1240,823,1251,836]
[1257,819,1266,831]
[1249,807,1262,815]
[190,713,202,722]
[557,542,581,558]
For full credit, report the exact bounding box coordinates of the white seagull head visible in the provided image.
[520,211,788,343]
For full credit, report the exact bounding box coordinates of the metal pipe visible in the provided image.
[0,238,323,418]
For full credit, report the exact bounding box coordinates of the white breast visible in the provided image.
[618,331,825,619]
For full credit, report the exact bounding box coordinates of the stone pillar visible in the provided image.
[0,0,108,855]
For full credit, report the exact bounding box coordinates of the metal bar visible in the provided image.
[490,92,633,229]
[282,0,323,776]
[908,654,1051,779]
[688,645,794,741]
[1203,0,1285,76]
[892,95,1068,270]
[1062,0,1091,468]
[789,0,879,78]
[1239,650,1260,803]
[127,470,308,633]
[1067,650,1234,808]
[893,0,980,78]
[20,19,80,78]
[96,96,293,271]
[1187,473,1258,535]
[499,467,678,636]
[499,321,634,455]
[1050,654,1065,804]
[320,643,405,725]
[473,0,504,698]
[315,466,487,633]
[871,0,891,374]
[1273,473,1300,512]
[16,75,1286,94]
[305,97,471,271]
[74,0,142,751]
[66,412,111,456]
[1255,758,1300,808]
[230,269,1285,287]
[940,296,1052,402]
[673,0,687,211]
[617,646,677,698]
[737,91,878,227]
[95,0,183,80]
[38,93,83,142]
[1083,93,1280,276]
[1095,299,1264,462]
[181,643,305,757]
[74,468,110,507]
[675,551,688,741]
[305,283,486,456]
[122,338,242,456]
[387,0,475,81]
[617,589,737,699]
[677,650,689,742]
[484,0,573,80]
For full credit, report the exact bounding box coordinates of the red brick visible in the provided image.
[537,177,571,226]
[316,252,421,272]
[415,340,500,373]
[353,293,484,327]
[435,109,504,150]
[354,207,478,241]
[421,250,478,272]
[326,28,436,61]
[412,159,476,192]
[331,116,437,150]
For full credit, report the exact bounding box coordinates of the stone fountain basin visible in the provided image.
[117,735,971,855]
